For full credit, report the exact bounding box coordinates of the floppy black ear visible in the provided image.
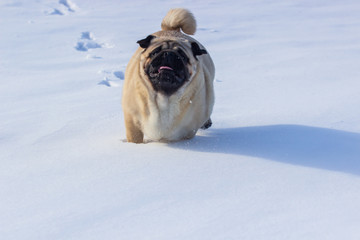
[137,35,155,48]
[191,42,207,60]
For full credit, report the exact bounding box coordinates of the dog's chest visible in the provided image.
[143,94,184,141]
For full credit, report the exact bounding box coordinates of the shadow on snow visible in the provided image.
[171,125,360,176]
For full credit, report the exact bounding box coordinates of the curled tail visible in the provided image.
[161,8,196,35]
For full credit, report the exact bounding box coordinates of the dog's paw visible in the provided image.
[201,118,212,130]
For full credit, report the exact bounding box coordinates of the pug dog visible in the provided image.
[122,8,215,143]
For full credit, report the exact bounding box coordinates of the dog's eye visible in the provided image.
[177,50,189,62]
[149,47,162,57]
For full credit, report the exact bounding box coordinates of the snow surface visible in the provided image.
[1,0,360,239]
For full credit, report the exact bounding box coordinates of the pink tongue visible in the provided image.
[158,66,173,72]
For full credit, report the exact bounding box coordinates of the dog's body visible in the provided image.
[122,9,215,143]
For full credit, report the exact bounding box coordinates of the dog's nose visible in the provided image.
[163,51,171,58]
[162,51,175,65]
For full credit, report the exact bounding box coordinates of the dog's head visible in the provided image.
[137,34,207,96]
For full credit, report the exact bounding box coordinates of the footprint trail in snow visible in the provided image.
[73,30,123,87]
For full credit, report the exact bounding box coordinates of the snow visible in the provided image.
[1,0,360,239]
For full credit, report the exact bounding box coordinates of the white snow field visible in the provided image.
[1,0,360,239]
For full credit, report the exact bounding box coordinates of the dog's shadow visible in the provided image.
[171,125,360,176]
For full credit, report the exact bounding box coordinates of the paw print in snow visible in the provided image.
[48,0,78,16]
[98,69,125,87]
[75,32,103,52]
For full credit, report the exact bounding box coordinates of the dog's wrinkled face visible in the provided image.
[146,43,190,95]
[137,35,207,96]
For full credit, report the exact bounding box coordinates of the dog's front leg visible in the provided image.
[124,115,144,143]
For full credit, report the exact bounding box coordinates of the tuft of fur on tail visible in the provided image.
[161,8,196,35]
